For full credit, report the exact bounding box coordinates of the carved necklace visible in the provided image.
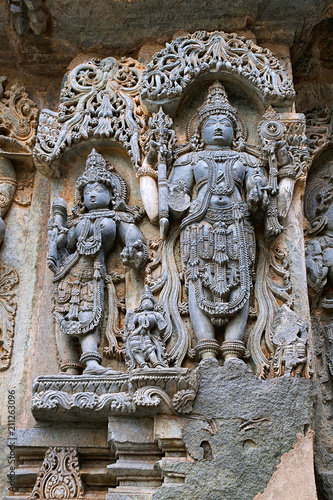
[77,217,102,256]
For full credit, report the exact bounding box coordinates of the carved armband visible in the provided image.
[278,164,296,180]
[136,164,158,181]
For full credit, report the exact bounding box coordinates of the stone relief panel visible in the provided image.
[140,78,310,379]
[0,76,37,370]
[47,148,148,376]
[304,132,333,498]
[31,31,312,425]
[305,148,333,399]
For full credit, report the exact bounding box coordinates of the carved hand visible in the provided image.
[247,184,269,213]
[246,167,270,213]
[146,139,158,164]
[120,240,148,270]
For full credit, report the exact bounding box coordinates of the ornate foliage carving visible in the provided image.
[0,77,38,154]
[141,31,295,104]
[304,104,333,161]
[280,114,308,179]
[30,447,83,499]
[0,264,19,371]
[33,58,147,177]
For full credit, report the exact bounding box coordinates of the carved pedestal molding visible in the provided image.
[106,415,188,499]
[31,368,197,421]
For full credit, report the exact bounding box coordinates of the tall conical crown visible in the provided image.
[197,82,238,126]
[76,149,114,196]
[86,148,106,170]
[192,81,248,144]
[135,285,161,312]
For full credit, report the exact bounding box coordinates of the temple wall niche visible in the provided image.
[0,6,332,498]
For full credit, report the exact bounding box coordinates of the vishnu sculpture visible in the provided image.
[141,82,292,364]
[47,149,148,374]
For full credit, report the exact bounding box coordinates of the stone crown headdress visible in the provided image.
[135,285,163,313]
[189,81,248,147]
[77,149,114,197]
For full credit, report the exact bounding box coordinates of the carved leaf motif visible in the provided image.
[0,78,37,152]
[33,58,148,177]
[0,264,19,371]
[141,31,295,103]
[30,447,83,499]
[305,104,333,160]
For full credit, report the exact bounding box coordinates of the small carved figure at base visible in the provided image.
[124,285,169,371]
[271,305,309,377]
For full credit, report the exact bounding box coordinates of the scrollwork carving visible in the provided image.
[30,447,83,499]
[141,31,295,105]
[33,58,148,177]
[0,77,38,152]
[304,104,333,161]
[0,264,19,371]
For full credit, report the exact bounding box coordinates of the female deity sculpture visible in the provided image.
[47,149,148,375]
[141,82,277,364]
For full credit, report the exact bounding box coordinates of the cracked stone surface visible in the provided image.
[153,360,315,500]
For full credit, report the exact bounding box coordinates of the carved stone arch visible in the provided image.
[33,56,148,178]
[140,30,295,114]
